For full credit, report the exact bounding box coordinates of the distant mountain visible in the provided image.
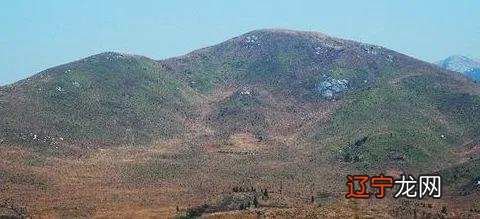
[465,68,480,82]
[435,55,480,82]
[1,29,480,171]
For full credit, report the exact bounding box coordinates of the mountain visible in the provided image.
[0,52,199,148]
[1,29,480,169]
[436,55,480,82]
[466,68,480,81]
[1,29,480,217]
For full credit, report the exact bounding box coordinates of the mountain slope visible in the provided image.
[466,68,480,82]
[436,55,480,82]
[435,55,480,73]
[1,29,479,171]
[0,52,198,147]
[1,29,480,218]
[161,29,480,170]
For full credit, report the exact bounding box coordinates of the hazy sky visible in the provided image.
[1,0,479,85]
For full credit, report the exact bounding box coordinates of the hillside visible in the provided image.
[436,55,480,82]
[163,29,480,171]
[466,69,480,81]
[1,29,479,168]
[0,52,199,148]
[1,29,480,218]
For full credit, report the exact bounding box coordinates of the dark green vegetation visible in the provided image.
[439,159,480,193]
[208,88,269,138]
[317,69,480,171]
[1,29,480,172]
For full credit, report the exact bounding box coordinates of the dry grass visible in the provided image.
[1,139,478,218]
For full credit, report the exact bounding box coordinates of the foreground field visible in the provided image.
[1,140,478,218]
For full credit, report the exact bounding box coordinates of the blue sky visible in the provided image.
[1,0,479,85]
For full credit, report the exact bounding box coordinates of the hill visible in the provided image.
[161,29,480,171]
[436,55,480,83]
[1,29,479,169]
[1,29,479,217]
[0,52,198,148]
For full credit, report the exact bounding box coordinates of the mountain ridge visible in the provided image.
[1,29,479,170]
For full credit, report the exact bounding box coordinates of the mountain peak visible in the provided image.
[180,28,397,67]
[84,51,146,62]
[436,55,480,73]
[236,28,343,45]
[246,28,331,37]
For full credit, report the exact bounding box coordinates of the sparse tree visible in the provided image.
[441,206,448,215]
[263,188,269,198]
[253,196,259,208]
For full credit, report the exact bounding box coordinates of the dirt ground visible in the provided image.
[1,140,478,218]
